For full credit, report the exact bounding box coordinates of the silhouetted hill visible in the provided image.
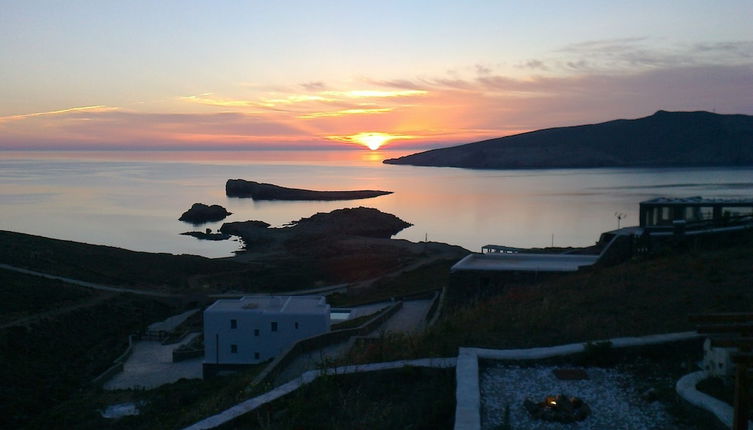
[384,111,753,169]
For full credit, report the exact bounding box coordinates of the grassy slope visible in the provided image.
[350,237,753,361]
[6,232,752,428]
[0,287,176,429]
[0,230,243,292]
[0,270,95,323]
[329,258,456,307]
[228,367,455,430]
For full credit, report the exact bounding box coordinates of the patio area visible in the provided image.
[480,364,671,429]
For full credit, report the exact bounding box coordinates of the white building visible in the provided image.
[203,295,330,376]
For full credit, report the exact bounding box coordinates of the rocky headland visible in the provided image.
[225,179,392,200]
[215,207,465,287]
[219,207,411,252]
[384,110,753,169]
[179,203,231,224]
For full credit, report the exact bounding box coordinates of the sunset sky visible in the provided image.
[1,1,752,151]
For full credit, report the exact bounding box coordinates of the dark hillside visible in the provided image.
[0,230,243,292]
[384,110,753,169]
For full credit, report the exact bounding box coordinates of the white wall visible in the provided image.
[204,307,330,365]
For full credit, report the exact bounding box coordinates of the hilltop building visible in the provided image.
[639,197,753,231]
[203,295,330,377]
[450,196,753,303]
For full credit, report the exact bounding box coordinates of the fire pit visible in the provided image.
[523,394,591,423]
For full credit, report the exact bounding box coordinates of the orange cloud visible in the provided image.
[297,107,393,119]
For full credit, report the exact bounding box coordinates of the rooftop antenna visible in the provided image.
[615,212,627,229]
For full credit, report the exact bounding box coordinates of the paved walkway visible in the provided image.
[272,299,432,385]
[104,333,202,390]
[273,341,353,386]
[271,302,388,385]
[375,299,432,334]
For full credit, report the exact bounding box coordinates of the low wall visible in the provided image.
[675,370,746,429]
[425,288,445,327]
[595,233,635,267]
[248,301,403,386]
[185,357,456,430]
[454,331,702,430]
[91,334,138,386]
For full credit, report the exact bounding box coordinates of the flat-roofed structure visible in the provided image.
[452,252,599,273]
[203,295,330,376]
[640,197,753,230]
[481,244,525,254]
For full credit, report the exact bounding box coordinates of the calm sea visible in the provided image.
[2,150,753,258]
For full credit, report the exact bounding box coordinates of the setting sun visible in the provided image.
[355,133,392,150]
[327,132,415,150]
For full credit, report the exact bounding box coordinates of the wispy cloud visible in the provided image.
[3,38,751,150]
[297,108,393,119]
[0,105,117,123]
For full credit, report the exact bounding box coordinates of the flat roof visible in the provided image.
[481,244,525,253]
[206,295,328,314]
[641,197,753,206]
[451,253,600,273]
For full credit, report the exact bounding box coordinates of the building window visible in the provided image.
[271,321,278,332]
[230,344,238,354]
[254,352,260,360]
[254,329,260,336]
[294,321,299,329]
[230,319,237,329]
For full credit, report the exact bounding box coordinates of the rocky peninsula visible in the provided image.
[220,207,411,249]
[225,179,392,200]
[179,203,231,224]
[384,110,753,169]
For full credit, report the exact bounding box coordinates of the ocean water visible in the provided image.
[2,150,753,258]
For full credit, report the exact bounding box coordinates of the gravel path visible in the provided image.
[0,263,176,297]
[480,365,671,430]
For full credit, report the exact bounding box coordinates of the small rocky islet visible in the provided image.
[225,179,392,201]
[178,203,232,224]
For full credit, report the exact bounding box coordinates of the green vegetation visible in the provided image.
[0,270,94,324]
[329,258,455,307]
[0,288,176,429]
[0,230,242,292]
[3,230,752,429]
[41,364,267,430]
[347,236,753,363]
[229,366,455,430]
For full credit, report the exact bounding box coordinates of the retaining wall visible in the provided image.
[91,334,138,386]
[185,357,456,430]
[425,287,446,327]
[454,331,702,430]
[246,301,403,385]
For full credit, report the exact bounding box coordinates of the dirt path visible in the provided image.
[0,291,117,329]
[0,263,177,297]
